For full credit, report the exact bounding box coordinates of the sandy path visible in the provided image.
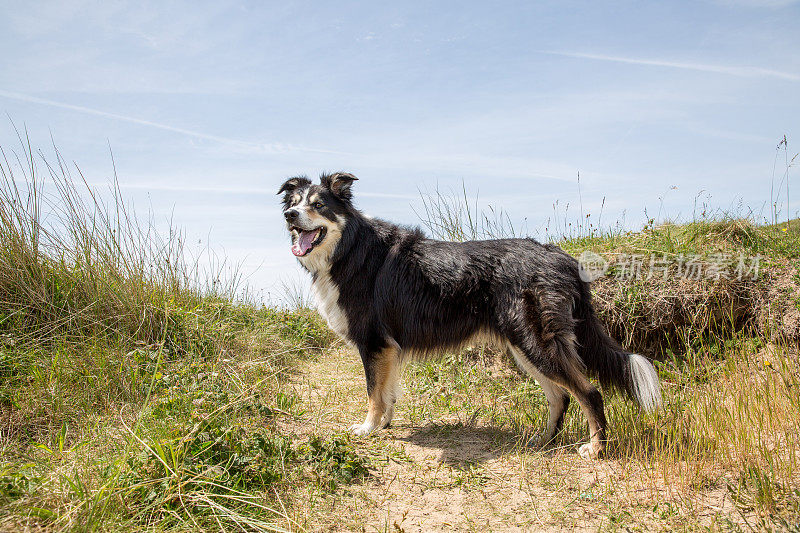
[286,347,733,532]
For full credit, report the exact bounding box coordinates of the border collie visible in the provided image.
[279,172,661,459]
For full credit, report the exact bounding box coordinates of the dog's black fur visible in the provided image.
[279,172,661,458]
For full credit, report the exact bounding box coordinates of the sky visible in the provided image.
[1,0,799,303]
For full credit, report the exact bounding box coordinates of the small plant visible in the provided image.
[119,421,369,528]
[0,464,40,504]
[728,465,800,522]
[301,435,371,490]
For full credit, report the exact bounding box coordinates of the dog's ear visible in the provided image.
[321,172,358,200]
[277,176,311,195]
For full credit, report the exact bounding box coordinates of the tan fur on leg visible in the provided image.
[351,342,401,435]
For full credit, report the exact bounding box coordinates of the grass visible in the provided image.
[1,135,799,530]
[0,134,360,531]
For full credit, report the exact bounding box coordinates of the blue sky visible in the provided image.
[1,0,799,302]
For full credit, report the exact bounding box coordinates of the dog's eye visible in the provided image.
[313,202,324,209]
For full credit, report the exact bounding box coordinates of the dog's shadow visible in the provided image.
[396,422,523,470]
[395,422,677,466]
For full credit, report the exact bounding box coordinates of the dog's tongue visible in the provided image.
[292,229,318,257]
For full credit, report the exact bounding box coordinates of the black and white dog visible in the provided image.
[279,172,661,459]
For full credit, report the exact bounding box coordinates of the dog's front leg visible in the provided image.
[350,341,401,435]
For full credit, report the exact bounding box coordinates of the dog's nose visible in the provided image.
[284,209,298,222]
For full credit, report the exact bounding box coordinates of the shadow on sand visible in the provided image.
[396,419,685,465]
[396,422,526,469]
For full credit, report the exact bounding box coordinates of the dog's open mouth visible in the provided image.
[291,226,327,257]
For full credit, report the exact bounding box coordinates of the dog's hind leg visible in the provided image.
[513,338,606,458]
[513,292,608,459]
[508,346,570,446]
[547,363,607,460]
[351,340,401,435]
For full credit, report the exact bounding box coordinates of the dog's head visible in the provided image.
[278,172,357,271]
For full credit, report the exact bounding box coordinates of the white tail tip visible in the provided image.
[629,353,662,411]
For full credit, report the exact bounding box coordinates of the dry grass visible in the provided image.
[563,219,800,357]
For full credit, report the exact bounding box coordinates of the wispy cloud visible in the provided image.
[713,0,800,7]
[546,51,800,81]
[107,182,419,200]
[0,89,347,155]
[111,183,277,194]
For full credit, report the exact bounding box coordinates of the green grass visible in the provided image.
[0,135,365,531]
[0,294,359,530]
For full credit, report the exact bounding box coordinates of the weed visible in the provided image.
[728,465,800,528]
[300,435,370,490]
[118,421,368,529]
[0,463,40,504]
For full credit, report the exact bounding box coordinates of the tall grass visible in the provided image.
[2,131,798,529]
[416,183,518,241]
[0,133,358,531]
[0,130,244,350]
[770,134,798,226]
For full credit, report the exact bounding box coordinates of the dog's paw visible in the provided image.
[528,430,556,449]
[349,422,377,436]
[578,442,602,460]
[525,431,544,449]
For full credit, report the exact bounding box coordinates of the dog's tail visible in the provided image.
[574,291,662,411]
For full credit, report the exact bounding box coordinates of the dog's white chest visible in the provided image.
[312,272,350,340]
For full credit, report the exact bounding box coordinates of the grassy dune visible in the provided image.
[1,143,799,531]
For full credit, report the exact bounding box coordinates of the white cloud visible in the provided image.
[711,0,799,7]
[97,180,418,200]
[547,51,800,81]
[0,89,345,155]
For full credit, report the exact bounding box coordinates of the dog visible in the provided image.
[278,172,661,459]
